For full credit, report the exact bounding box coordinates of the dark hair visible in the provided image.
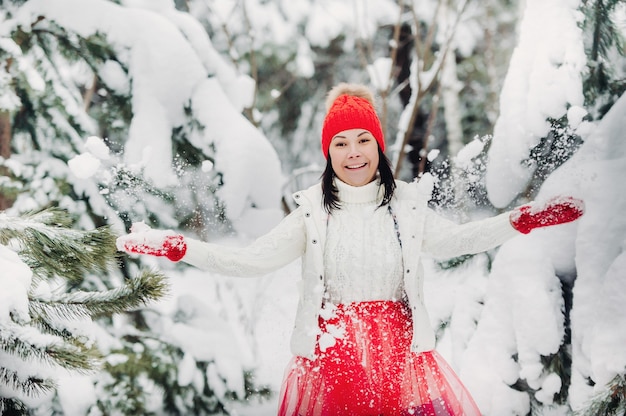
[321,147,396,212]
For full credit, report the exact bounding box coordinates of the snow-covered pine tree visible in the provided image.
[0,208,167,414]
[569,5,626,406]
[500,0,626,201]
[503,1,625,411]
[581,0,626,120]
[2,1,280,413]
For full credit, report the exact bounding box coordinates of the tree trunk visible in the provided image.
[441,43,463,158]
[0,110,13,211]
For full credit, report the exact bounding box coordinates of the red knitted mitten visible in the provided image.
[510,196,585,234]
[116,222,187,262]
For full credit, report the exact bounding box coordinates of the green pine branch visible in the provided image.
[0,208,117,283]
[28,315,82,340]
[29,269,169,321]
[1,397,29,415]
[0,208,169,407]
[100,339,231,415]
[576,373,626,416]
[584,0,624,62]
[0,322,101,372]
[581,0,626,115]
[0,366,56,398]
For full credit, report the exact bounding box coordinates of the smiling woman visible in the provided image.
[117,82,585,416]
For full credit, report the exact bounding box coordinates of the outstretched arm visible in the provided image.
[422,196,585,259]
[116,209,307,276]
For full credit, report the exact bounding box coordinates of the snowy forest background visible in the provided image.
[0,0,625,415]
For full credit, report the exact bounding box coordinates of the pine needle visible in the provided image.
[0,208,118,283]
[0,366,56,398]
[1,397,30,415]
[29,315,81,340]
[576,374,626,416]
[29,269,169,320]
[0,322,102,372]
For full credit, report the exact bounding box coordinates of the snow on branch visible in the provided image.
[0,367,55,398]
[0,322,101,372]
[0,208,117,283]
[29,269,169,321]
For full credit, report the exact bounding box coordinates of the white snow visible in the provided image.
[485,0,586,208]
[427,148,441,162]
[567,105,588,129]
[201,160,214,172]
[454,136,485,168]
[367,57,393,91]
[189,78,284,236]
[0,67,22,111]
[294,39,315,78]
[68,152,101,179]
[85,136,111,160]
[56,375,98,416]
[0,244,32,324]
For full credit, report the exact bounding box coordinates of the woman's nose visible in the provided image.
[347,144,360,157]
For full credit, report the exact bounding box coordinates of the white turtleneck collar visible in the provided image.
[334,178,384,205]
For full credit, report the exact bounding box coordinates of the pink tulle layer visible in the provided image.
[278,301,481,416]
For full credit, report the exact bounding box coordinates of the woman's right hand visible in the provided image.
[116,222,187,262]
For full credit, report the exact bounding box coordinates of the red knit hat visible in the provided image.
[321,84,384,159]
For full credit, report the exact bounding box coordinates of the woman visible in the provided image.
[117,83,584,415]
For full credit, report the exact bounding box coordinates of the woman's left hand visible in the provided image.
[510,196,585,234]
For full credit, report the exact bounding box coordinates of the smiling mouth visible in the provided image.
[346,163,367,169]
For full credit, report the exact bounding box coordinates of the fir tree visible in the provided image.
[2,2,270,413]
[581,0,626,119]
[0,208,167,414]
[576,374,626,416]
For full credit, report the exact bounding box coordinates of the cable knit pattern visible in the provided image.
[324,180,404,303]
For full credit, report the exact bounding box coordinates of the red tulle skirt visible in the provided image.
[277,301,481,416]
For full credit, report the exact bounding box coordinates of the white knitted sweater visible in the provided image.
[324,179,404,303]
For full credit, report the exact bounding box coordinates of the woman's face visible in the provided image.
[328,128,379,187]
